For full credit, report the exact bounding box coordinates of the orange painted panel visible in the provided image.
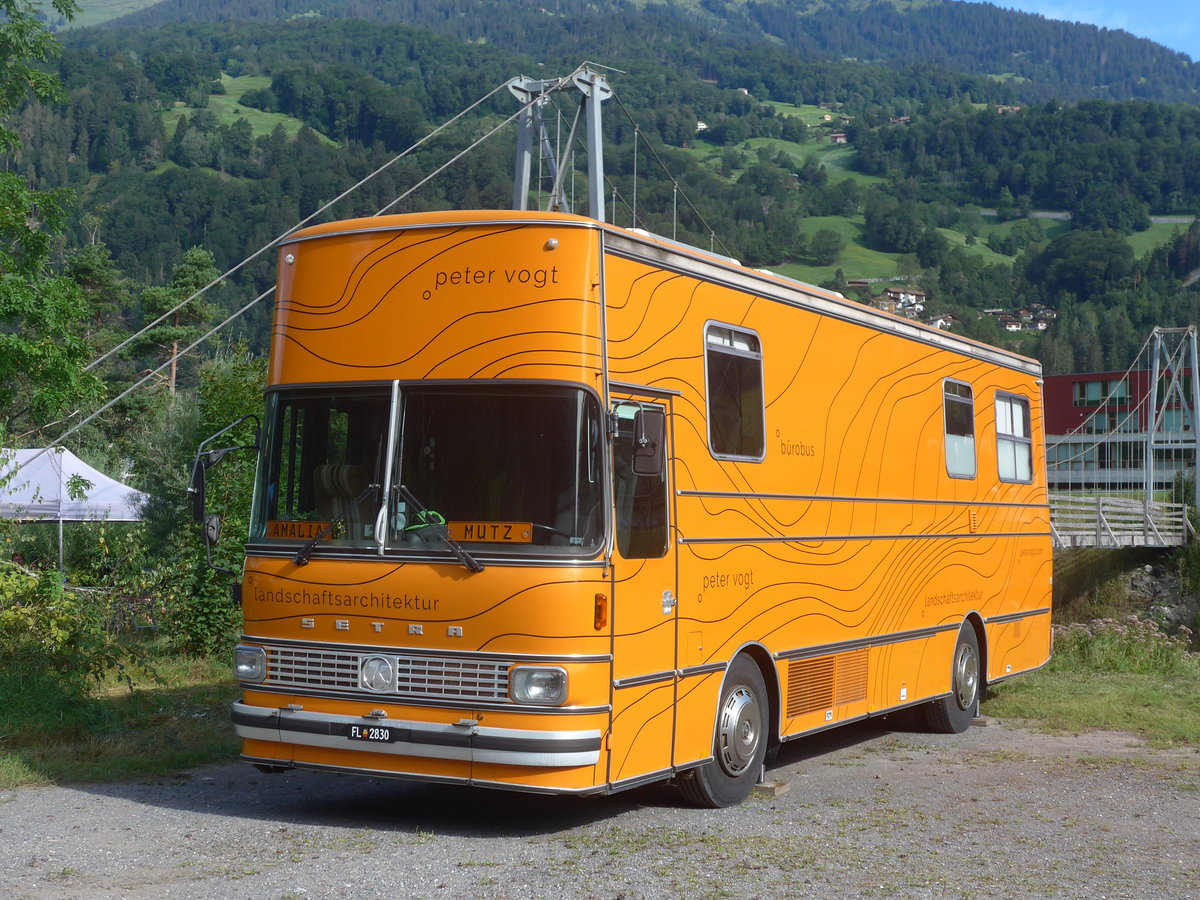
[273,212,603,387]
[601,233,1051,745]
[241,556,611,658]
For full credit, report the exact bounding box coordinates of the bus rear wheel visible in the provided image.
[924,623,981,734]
[678,655,768,808]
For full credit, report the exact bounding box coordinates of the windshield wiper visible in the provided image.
[396,484,484,574]
[293,483,380,566]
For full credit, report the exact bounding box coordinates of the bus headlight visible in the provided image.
[234,645,267,683]
[510,666,567,705]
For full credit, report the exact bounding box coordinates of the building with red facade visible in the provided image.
[1044,370,1197,493]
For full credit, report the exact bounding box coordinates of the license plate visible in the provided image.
[347,724,395,743]
[447,521,533,543]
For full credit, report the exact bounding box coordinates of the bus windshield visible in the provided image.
[251,384,605,559]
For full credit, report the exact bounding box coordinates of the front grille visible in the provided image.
[270,646,360,691]
[263,645,510,702]
[395,657,509,700]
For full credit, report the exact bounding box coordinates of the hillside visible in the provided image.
[99,0,1200,104]
[744,0,1200,102]
[3,0,1191,378]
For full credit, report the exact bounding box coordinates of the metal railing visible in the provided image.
[1049,494,1194,549]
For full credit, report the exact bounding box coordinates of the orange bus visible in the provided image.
[195,206,1052,807]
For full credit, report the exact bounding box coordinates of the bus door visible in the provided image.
[606,394,678,788]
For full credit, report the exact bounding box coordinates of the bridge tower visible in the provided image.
[1145,325,1200,505]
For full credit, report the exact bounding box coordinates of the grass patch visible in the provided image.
[1126,222,1192,258]
[62,0,162,29]
[162,75,333,143]
[0,637,239,788]
[983,616,1200,746]
[217,74,334,141]
[984,670,1200,746]
[763,100,837,127]
[807,144,885,187]
[935,226,1013,265]
[772,215,901,282]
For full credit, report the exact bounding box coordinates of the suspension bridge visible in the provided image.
[1047,326,1198,550]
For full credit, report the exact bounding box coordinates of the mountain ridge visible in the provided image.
[94,0,1200,103]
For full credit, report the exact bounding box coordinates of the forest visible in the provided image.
[2,0,1199,663]
[103,0,1200,104]
[3,0,1195,387]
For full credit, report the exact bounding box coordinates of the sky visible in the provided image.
[995,0,1200,62]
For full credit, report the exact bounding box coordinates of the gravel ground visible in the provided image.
[1,716,1197,900]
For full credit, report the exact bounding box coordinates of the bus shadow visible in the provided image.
[68,711,935,835]
[69,764,680,838]
[767,708,933,772]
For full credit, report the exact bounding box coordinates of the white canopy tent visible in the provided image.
[1,448,150,571]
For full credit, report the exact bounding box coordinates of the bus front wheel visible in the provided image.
[678,655,768,808]
[924,623,981,734]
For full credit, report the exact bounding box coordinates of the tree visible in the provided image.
[131,248,222,394]
[141,345,264,654]
[0,0,101,437]
[810,228,846,265]
[1022,230,1135,302]
[915,226,949,269]
[0,0,145,706]
[0,0,79,153]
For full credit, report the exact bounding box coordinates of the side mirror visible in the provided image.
[189,460,207,524]
[201,512,236,578]
[203,513,222,549]
[190,414,260,576]
[632,408,665,477]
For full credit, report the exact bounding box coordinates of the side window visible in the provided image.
[613,402,668,559]
[943,380,976,479]
[705,323,765,460]
[996,392,1033,483]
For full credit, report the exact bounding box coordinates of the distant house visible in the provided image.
[927,313,960,330]
[883,287,925,306]
[982,303,1056,331]
[875,286,926,318]
[828,133,848,144]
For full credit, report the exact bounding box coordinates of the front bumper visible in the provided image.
[231,701,602,767]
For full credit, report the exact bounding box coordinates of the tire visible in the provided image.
[678,655,768,808]
[924,623,982,734]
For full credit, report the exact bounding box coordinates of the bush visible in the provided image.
[1050,616,1199,677]
[161,555,241,656]
[0,564,150,701]
[239,87,277,111]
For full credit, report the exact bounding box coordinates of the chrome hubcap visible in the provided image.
[954,642,980,711]
[717,684,762,775]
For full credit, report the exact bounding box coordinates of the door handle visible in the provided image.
[662,590,677,615]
